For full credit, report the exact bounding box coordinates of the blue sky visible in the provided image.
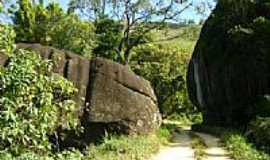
[46,0,216,23]
[1,0,216,23]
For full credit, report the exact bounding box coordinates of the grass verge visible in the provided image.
[0,125,172,160]
[192,124,270,160]
[83,125,172,160]
[222,132,270,160]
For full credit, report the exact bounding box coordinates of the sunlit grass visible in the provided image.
[222,132,270,160]
[83,125,172,160]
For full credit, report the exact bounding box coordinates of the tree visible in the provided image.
[11,0,96,57]
[130,40,199,119]
[69,0,194,64]
[93,18,123,61]
[13,0,53,43]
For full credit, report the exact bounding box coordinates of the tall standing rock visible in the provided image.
[187,0,270,126]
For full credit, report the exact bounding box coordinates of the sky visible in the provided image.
[45,0,217,23]
[2,0,217,23]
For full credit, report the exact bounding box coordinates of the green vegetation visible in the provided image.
[83,126,171,160]
[13,0,96,57]
[248,117,270,152]
[222,132,270,160]
[0,24,16,54]
[69,0,197,64]
[131,28,201,119]
[6,0,202,122]
[8,0,270,160]
[0,22,82,159]
[93,18,123,61]
[0,50,80,154]
[0,18,176,159]
[190,133,207,160]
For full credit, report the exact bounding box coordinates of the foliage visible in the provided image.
[223,132,270,160]
[54,149,83,160]
[93,18,123,61]
[0,49,79,155]
[130,38,197,118]
[156,123,174,145]
[13,0,39,43]
[248,117,270,152]
[0,148,84,160]
[83,127,171,160]
[48,13,96,57]
[0,24,15,54]
[167,112,202,125]
[12,0,96,57]
[69,0,195,63]
[0,124,171,160]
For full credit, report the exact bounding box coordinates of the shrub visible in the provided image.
[93,18,123,61]
[12,0,96,57]
[0,24,16,54]
[130,40,198,118]
[0,49,79,155]
[249,117,270,151]
[47,13,96,57]
[223,133,270,160]
[0,149,84,160]
[156,125,172,145]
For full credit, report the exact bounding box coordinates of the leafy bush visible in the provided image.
[156,125,172,145]
[167,112,202,125]
[0,24,15,54]
[0,148,84,160]
[130,40,198,118]
[249,117,270,151]
[47,13,96,57]
[0,49,79,155]
[93,18,123,61]
[223,133,270,160]
[12,0,96,57]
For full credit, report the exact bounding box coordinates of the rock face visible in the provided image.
[187,0,270,126]
[87,58,160,134]
[6,43,161,136]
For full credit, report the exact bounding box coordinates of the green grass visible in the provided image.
[222,132,270,160]
[149,25,200,53]
[0,125,172,160]
[82,126,172,160]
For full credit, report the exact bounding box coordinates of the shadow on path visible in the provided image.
[194,132,231,160]
[152,126,195,160]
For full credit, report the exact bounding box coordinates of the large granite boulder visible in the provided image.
[87,58,159,134]
[187,0,270,126]
[1,43,161,137]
